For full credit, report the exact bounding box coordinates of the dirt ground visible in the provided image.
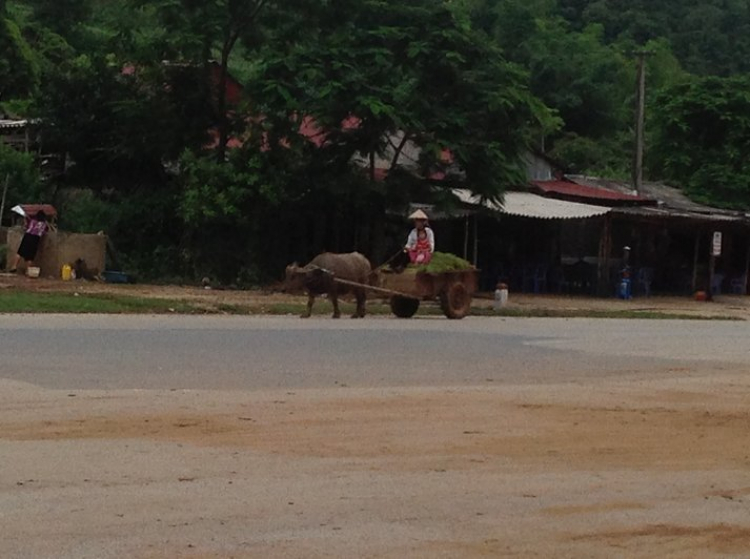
[2,272,750,318]
[4,366,750,558]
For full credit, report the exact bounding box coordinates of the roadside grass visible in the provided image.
[0,290,741,320]
[0,291,199,314]
[473,307,742,320]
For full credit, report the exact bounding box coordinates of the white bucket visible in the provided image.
[27,267,40,278]
[494,288,509,310]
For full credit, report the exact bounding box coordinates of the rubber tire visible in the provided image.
[440,282,471,319]
[390,296,420,318]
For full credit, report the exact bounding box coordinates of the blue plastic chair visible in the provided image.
[636,267,654,297]
[711,273,725,296]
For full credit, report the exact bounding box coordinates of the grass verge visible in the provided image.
[0,290,741,320]
[475,307,742,320]
[0,292,200,314]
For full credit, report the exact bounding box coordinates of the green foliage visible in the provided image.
[556,0,750,76]
[180,150,264,225]
[55,189,118,234]
[549,132,630,178]
[26,0,92,39]
[0,14,40,99]
[650,75,750,208]
[254,0,551,200]
[526,21,631,140]
[464,2,632,170]
[37,54,213,183]
[5,0,750,283]
[0,141,42,211]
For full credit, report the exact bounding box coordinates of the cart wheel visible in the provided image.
[390,296,420,318]
[440,282,471,319]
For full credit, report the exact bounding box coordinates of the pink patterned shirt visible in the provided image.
[26,219,48,237]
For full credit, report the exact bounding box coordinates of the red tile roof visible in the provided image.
[532,180,652,205]
[18,204,57,218]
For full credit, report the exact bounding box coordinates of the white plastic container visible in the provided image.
[493,285,509,310]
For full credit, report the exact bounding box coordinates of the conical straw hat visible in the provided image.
[408,209,428,220]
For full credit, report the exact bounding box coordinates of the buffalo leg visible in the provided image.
[331,288,341,318]
[301,293,314,318]
[353,289,366,318]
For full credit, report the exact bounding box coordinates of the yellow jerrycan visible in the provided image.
[61,264,73,281]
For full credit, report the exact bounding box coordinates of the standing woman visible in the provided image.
[9,210,48,273]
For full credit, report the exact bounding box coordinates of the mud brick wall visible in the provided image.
[6,228,107,278]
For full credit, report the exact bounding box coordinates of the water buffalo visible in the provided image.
[284,252,373,318]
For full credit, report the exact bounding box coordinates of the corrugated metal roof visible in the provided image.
[612,206,743,223]
[533,179,651,204]
[566,175,744,216]
[452,189,611,220]
[0,119,35,130]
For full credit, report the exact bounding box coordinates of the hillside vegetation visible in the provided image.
[2,0,749,281]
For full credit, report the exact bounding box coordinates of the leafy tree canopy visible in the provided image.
[253,0,555,201]
[4,0,750,281]
[651,75,750,209]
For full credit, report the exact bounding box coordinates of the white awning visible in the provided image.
[0,119,34,129]
[452,189,611,220]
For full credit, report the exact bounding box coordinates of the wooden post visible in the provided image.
[691,232,700,293]
[472,215,479,266]
[632,50,653,195]
[707,230,722,302]
[463,215,469,260]
[0,174,9,228]
[597,215,612,295]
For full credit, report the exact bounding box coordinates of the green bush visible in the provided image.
[55,188,118,233]
[0,142,43,218]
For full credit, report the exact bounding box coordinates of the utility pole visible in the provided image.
[633,50,653,196]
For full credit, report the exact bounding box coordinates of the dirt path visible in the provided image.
[4,368,750,558]
[3,272,750,318]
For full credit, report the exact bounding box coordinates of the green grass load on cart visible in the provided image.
[401,252,474,274]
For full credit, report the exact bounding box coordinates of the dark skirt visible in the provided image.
[17,234,41,261]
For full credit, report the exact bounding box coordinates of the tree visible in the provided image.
[24,0,93,48]
[0,141,43,218]
[254,0,553,200]
[35,50,216,188]
[0,12,39,102]
[147,0,270,161]
[556,0,750,76]
[650,75,750,208]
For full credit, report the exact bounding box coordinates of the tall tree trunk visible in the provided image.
[389,133,409,171]
[215,1,268,163]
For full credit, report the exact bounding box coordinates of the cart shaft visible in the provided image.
[332,277,415,299]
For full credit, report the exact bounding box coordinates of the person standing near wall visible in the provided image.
[9,210,48,273]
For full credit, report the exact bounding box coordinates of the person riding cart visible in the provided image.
[404,209,435,265]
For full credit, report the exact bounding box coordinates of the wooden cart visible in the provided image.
[334,267,479,319]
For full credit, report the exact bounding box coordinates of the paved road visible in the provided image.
[4,314,750,559]
[2,315,748,390]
